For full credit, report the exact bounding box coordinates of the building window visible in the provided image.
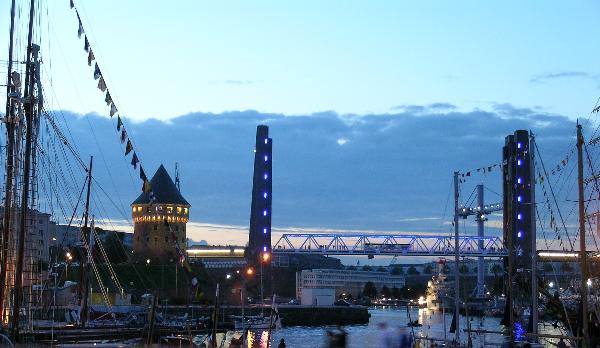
[175,226,179,231]
[39,229,43,235]
[155,238,158,244]
[167,206,173,213]
[177,207,182,214]
[146,207,151,213]
[153,225,158,231]
[165,236,168,243]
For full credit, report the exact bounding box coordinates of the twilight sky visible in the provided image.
[1,1,600,264]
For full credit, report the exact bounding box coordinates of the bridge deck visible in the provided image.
[272,233,507,257]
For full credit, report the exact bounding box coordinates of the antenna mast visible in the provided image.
[175,162,181,192]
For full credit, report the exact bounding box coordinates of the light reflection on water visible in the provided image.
[236,307,565,348]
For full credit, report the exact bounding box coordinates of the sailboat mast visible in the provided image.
[453,171,460,343]
[576,124,589,348]
[80,156,93,328]
[0,0,18,323]
[11,0,37,339]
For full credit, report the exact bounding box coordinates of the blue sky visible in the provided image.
[3,1,600,120]
[1,1,600,264]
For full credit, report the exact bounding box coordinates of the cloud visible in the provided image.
[38,104,581,251]
[530,71,597,84]
[336,137,349,146]
[224,80,255,85]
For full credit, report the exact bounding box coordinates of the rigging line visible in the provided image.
[582,141,600,251]
[535,204,574,336]
[91,177,131,224]
[38,143,81,227]
[438,178,452,233]
[36,137,78,213]
[535,141,575,250]
[89,195,156,290]
[483,185,501,198]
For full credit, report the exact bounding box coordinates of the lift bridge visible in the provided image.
[272,233,507,257]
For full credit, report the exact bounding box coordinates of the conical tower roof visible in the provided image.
[132,165,190,206]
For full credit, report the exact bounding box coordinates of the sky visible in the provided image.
[1,1,600,264]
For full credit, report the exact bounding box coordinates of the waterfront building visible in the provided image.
[296,268,405,299]
[131,165,190,263]
[187,245,247,269]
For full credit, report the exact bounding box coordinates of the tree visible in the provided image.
[381,285,391,298]
[407,266,419,275]
[543,263,554,273]
[362,281,378,299]
[347,265,356,270]
[377,266,387,273]
[459,265,469,274]
[362,265,373,271]
[391,265,404,275]
[423,265,433,274]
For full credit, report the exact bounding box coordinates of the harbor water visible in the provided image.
[243,307,563,347]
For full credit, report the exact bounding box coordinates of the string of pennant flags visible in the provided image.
[458,163,501,183]
[70,0,154,200]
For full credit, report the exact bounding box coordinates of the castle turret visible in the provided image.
[131,165,190,263]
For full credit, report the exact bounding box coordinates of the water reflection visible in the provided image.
[235,308,564,347]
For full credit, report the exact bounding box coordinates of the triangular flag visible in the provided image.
[93,63,101,80]
[87,49,95,66]
[466,172,471,177]
[131,152,139,169]
[97,76,106,92]
[77,16,84,38]
[105,91,112,106]
[117,116,122,130]
[125,140,133,155]
[139,165,146,181]
[84,36,89,52]
[120,128,127,143]
[488,166,492,172]
[110,103,118,117]
[143,180,152,193]
[70,0,74,9]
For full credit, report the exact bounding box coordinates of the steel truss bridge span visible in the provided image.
[272,233,507,257]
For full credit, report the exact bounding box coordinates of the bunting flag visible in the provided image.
[87,49,95,66]
[110,103,118,117]
[125,140,133,155]
[131,152,139,169]
[97,76,107,92]
[139,166,146,181]
[120,128,127,143]
[593,105,600,113]
[143,179,152,193]
[93,63,101,80]
[71,0,156,199]
[77,15,84,38]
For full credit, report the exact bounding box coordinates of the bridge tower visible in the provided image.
[502,130,537,336]
[248,125,273,266]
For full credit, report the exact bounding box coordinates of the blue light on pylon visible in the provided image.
[517,231,523,238]
[264,173,268,180]
[263,192,268,199]
[517,213,522,220]
[517,195,522,203]
[263,228,268,234]
[517,177,522,184]
[517,142,522,149]
[517,159,522,166]
[263,210,268,216]
[264,155,268,162]
[264,138,268,144]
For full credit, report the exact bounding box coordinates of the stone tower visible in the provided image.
[131,165,190,263]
